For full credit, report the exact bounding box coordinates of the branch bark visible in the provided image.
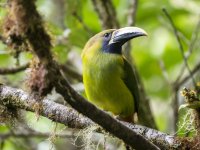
[0,84,175,149]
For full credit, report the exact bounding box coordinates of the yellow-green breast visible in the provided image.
[82,50,135,117]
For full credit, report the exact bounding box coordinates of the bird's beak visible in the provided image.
[109,27,147,45]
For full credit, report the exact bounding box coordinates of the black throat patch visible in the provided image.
[102,36,122,55]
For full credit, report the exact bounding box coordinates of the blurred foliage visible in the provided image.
[1,0,200,149]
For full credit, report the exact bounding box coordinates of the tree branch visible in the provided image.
[56,77,160,150]
[1,78,160,149]
[0,84,175,149]
[0,63,29,75]
[162,8,196,88]
[0,61,82,82]
[91,0,119,29]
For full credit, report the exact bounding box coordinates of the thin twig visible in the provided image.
[172,88,179,132]
[60,64,82,82]
[175,61,200,88]
[72,11,94,35]
[186,17,200,59]
[91,0,119,29]
[0,61,82,82]
[0,63,29,75]
[162,8,196,88]
[124,0,138,58]
[0,131,74,140]
[175,17,200,84]
[159,60,171,85]
[52,0,66,29]
[127,0,138,26]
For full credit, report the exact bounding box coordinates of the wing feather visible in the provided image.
[122,58,140,113]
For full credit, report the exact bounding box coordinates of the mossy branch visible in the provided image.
[0,84,175,149]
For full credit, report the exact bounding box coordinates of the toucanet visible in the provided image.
[81,27,147,122]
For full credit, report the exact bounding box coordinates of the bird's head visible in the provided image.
[81,27,147,58]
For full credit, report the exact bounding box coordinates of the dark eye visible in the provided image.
[104,33,110,38]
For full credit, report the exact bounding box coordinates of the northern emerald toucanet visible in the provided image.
[81,27,147,122]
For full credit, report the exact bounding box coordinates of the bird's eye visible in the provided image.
[104,33,110,38]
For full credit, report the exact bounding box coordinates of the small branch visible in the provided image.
[186,17,200,60]
[52,0,66,29]
[172,89,179,131]
[72,11,94,35]
[0,63,29,75]
[124,0,138,59]
[91,0,119,29]
[0,131,74,140]
[0,84,174,149]
[127,0,138,26]
[162,8,196,88]
[159,60,179,131]
[0,61,82,82]
[159,60,171,85]
[175,61,200,89]
[60,64,82,82]
[124,0,138,56]
[175,18,200,84]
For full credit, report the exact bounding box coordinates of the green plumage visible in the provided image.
[122,58,139,113]
[82,27,147,121]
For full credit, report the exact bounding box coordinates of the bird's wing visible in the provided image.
[122,57,140,113]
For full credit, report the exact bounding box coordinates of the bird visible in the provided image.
[81,27,147,122]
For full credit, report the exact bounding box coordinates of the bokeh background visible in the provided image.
[0,0,200,149]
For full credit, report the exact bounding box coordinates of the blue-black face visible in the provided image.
[101,27,147,55]
[102,32,122,55]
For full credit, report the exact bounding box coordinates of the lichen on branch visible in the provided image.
[3,0,58,97]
